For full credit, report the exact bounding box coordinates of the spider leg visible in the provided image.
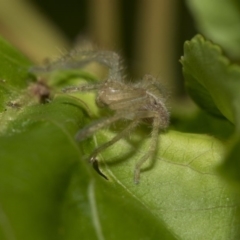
[63,50,123,81]
[75,114,123,141]
[62,83,102,93]
[134,114,161,184]
[89,119,139,163]
[30,50,123,82]
[88,51,123,82]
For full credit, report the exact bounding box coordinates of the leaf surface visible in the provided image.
[181,35,240,183]
[181,35,240,126]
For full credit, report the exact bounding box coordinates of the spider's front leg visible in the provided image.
[62,83,102,93]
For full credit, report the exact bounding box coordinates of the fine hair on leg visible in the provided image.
[134,115,161,184]
[30,50,124,82]
[62,83,102,93]
[75,113,125,141]
[89,119,139,163]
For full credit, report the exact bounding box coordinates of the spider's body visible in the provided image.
[32,50,170,183]
[96,76,169,127]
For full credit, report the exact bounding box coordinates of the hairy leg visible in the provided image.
[62,51,123,82]
[89,119,139,163]
[30,50,123,82]
[62,83,102,93]
[75,114,123,141]
[134,115,161,184]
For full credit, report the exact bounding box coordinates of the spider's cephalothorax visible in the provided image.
[96,75,169,126]
[31,50,170,183]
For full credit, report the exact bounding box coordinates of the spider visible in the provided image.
[32,50,170,183]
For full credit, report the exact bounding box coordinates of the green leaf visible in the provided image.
[0,38,31,84]
[1,94,239,239]
[1,35,239,239]
[172,109,234,139]
[0,96,176,240]
[181,35,240,128]
[186,0,240,58]
[0,37,33,112]
[0,97,84,240]
[180,34,240,183]
[97,129,240,240]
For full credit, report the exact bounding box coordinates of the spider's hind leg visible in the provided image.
[134,115,161,184]
[89,119,139,163]
[75,114,122,141]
